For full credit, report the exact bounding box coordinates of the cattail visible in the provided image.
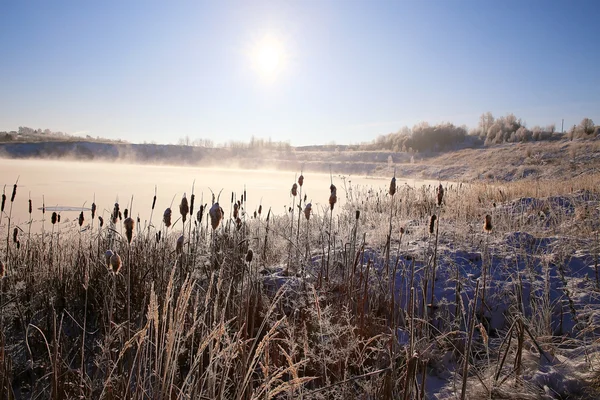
[98,216,104,228]
[42,201,45,214]
[78,211,84,227]
[124,217,134,244]
[11,183,17,202]
[356,210,360,220]
[400,227,405,235]
[329,184,337,211]
[429,214,437,234]
[389,177,396,196]
[298,174,304,187]
[179,193,189,223]
[253,210,257,219]
[235,217,242,230]
[304,203,312,220]
[156,231,161,243]
[118,211,122,221]
[484,214,492,232]
[112,203,120,224]
[124,209,128,219]
[1,193,5,212]
[258,205,262,216]
[28,199,32,214]
[244,188,246,203]
[163,208,172,227]
[57,214,61,223]
[110,252,122,274]
[51,212,57,225]
[291,183,298,197]
[190,194,195,216]
[246,249,254,263]
[209,203,223,230]
[152,194,157,210]
[197,204,204,224]
[233,203,239,219]
[176,235,184,254]
[0,260,5,279]
[231,192,234,204]
[91,202,96,219]
[13,227,18,243]
[437,184,444,206]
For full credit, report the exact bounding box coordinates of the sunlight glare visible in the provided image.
[251,35,285,79]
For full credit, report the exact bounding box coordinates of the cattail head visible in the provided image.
[13,227,18,243]
[245,248,253,263]
[11,183,17,202]
[118,211,122,220]
[298,174,304,187]
[78,211,84,227]
[291,183,298,197]
[190,194,195,215]
[124,209,128,219]
[179,194,189,223]
[233,203,239,219]
[484,214,492,232]
[51,212,57,225]
[0,260,5,279]
[91,202,96,219]
[28,199,32,214]
[389,177,396,196]
[329,184,337,211]
[209,203,223,230]
[400,227,405,235]
[152,194,157,210]
[253,210,257,218]
[258,204,262,216]
[437,184,444,207]
[98,216,104,228]
[356,210,360,220]
[1,193,5,212]
[163,208,172,227]
[304,203,312,220]
[124,217,134,244]
[197,204,205,224]
[112,203,120,224]
[156,231,161,243]
[57,214,61,223]
[176,235,184,254]
[429,214,437,234]
[110,252,122,275]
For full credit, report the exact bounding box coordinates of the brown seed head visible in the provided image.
[112,203,120,224]
[484,214,492,232]
[429,214,437,234]
[163,208,172,227]
[235,216,242,230]
[329,184,337,211]
[110,253,122,274]
[298,174,304,187]
[57,214,61,223]
[246,248,254,263]
[1,193,5,212]
[91,202,96,219]
[78,211,84,227]
[124,217,134,243]
[28,199,32,214]
[51,212,57,225]
[304,203,312,220]
[179,194,189,223]
[98,216,104,228]
[437,184,444,207]
[389,176,396,196]
[209,203,223,230]
[258,205,262,216]
[190,194,195,215]
[400,227,405,235]
[197,204,205,224]
[291,183,298,197]
[124,209,128,219]
[11,184,17,202]
[233,203,239,219]
[13,227,18,243]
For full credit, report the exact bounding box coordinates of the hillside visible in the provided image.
[1,138,599,182]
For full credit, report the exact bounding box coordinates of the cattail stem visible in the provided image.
[460,279,480,400]
[326,209,333,284]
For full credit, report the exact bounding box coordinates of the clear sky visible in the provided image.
[1,0,599,146]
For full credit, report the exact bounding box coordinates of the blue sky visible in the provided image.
[1,0,598,145]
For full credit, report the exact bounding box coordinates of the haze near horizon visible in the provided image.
[1,0,599,146]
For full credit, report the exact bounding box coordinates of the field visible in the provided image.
[1,168,600,399]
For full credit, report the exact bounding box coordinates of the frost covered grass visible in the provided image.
[1,173,600,399]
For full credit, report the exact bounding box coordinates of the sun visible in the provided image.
[251,36,285,78]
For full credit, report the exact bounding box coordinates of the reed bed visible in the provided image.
[1,173,600,399]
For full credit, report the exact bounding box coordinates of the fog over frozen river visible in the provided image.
[1,158,441,229]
